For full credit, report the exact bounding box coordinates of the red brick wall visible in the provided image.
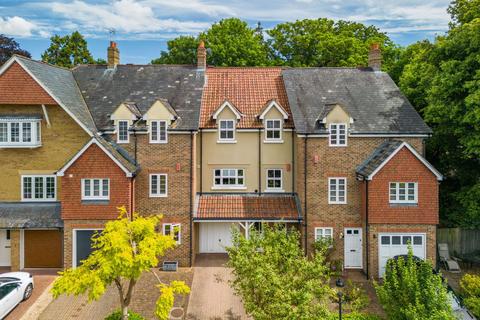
[367,147,439,225]
[61,143,132,220]
[0,62,57,105]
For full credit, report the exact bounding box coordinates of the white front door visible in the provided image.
[199,223,235,253]
[378,233,426,277]
[0,230,11,266]
[344,228,362,268]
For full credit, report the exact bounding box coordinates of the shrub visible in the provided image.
[328,312,381,320]
[343,280,370,313]
[105,310,145,320]
[374,246,456,320]
[460,273,480,317]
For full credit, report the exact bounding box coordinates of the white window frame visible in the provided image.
[218,119,236,143]
[81,178,110,200]
[328,177,347,204]
[149,120,168,144]
[149,174,168,197]
[163,223,181,244]
[117,120,129,143]
[266,169,283,191]
[389,182,418,204]
[329,123,347,147]
[265,119,282,142]
[0,120,41,148]
[314,227,333,240]
[212,168,245,189]
[21,175,56,201]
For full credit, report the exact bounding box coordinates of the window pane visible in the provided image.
[226,121,234,129]
[159,121,167,141]
[164,224,171,235]
[46,177,55,199]
[10,123,19,142]
[237,169,244,177]
[413,236,422,245]
[381,236,390,245]
[84,180,91,196]
[34,177,44,199]
[102,180,109,196]
[151,121,158,141]
[23,177,32,199]
[118,121,128,141]
[267,120,273,129]
[160,175,166,194]
[392,236,401,245]
[93,180,100,196]
[151,175,158,194]
[402,236,412,245]
[36,122,40,142]
[0,123,7,142]
[22,122,31,142]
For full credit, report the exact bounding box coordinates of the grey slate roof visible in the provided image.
[15,55,96,133]
[282,68,432,135]
[0,202,63,228]
[356,140,404,177]
[96,136,138,173]
[72,65,205,131]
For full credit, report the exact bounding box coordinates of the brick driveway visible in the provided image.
[186,254,250,320]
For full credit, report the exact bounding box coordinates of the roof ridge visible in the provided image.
[13,54,72,72]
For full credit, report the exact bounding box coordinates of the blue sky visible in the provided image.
[1,0,452,64]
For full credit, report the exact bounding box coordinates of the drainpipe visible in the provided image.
[258,128,262,194]
[365,179,369,279]
[304,134,308,255]
[189,130,194,267]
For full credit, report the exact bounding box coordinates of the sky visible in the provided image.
[0,0,452,64]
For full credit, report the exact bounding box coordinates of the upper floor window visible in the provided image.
[214,169,244,188]
[82,178,109,200]
[117,120,129,143]
[389,182,417,204]
[0,120,41,148]
[150,174,168,197]
[163,223,181,244]
[150,120,167,143]
[218,119,235,142]
[22,175,56,201]
[266,169,282,191]
[265,119,282,142]
[314,227,333,241]
[329,123,347,146]
[328,177,347,204]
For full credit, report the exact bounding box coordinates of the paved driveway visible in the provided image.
[186,254,250,320]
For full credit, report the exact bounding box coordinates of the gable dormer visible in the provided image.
[143,99,178,144]
[212,100,242,121]
[318,104,353,147]
[212,101,242,143]
[110,103,141,144]
[258,100,288,143]
[258,100,289,121]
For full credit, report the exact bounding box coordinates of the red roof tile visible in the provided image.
[200,67,293,128]
[196,194,300,220]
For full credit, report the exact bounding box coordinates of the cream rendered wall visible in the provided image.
[325,105,351,127]
[200,105,293,193]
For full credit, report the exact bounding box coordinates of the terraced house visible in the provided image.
[0,41,441,278]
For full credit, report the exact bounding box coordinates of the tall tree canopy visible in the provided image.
[0,35,31,65]
[42,31,95,68]
[396,0,480,227]
[151,36,198,65]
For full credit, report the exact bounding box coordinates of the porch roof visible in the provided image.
[0,202,63,229]
[194,193,302,221]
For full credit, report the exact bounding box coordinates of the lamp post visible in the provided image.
[336,278,345,320]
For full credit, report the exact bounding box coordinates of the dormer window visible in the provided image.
[0,119,41,148]
[329,123,347,146]
[150,120,167,143]
[265,119,282,142]
[219,119,235,142]
[117,120,129,143]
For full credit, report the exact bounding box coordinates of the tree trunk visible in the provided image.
[122,305,129,320]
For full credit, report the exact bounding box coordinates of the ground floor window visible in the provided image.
[163,223,181,244]
[314,227,333,240]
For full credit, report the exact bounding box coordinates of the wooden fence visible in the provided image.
[437,228,480,256]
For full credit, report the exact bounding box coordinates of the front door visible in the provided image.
[0,230,11,266]
[344,228,362,268]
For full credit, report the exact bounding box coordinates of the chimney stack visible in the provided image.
[108,41,120,68]
[368,43,381,71]
[197,40,206,70]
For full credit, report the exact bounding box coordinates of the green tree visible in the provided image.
[374,247,455,320]
[51,207,189,320]
[42,31,95,68]
[0,34,31,65]
[267,18,399,69]
[151,36,198,65]
[226,225,333,319]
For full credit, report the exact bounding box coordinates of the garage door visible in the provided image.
[378,233,426,277]
[199,223,236,253]
[24,230,62,268]
[74,230,101,267]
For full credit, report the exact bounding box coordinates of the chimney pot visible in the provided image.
[108,41,120,68]
[197,40,206,70]
[368,42,381,71]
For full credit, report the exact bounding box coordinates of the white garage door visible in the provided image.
[378,233,426,277]
[199,223,236,253]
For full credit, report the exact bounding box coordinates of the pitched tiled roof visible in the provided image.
[0,202,63,228]
[356,140,404,178]
[283,67,432,135]
[195,193,301,220]
[200,67,293,128]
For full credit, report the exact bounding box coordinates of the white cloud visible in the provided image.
[48,0,210,34]
[0,16,37,37]
[145,0,235,16]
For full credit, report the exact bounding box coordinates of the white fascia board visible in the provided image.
[259,100,289,120]
[212,101,242,120]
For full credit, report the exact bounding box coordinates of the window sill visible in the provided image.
[116,141,130,144]
[150,194,168,198]
[81,200,110,205]
[217,140,237,144]
[263,140,284,144]
[0,144,42,149]
[149,141,168,144]
[21,199,57,202]
[211,186,247,190]
[328,202,347,205]
[264,189,285,193]
[328,144,348,147]
[389,203,418,207]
